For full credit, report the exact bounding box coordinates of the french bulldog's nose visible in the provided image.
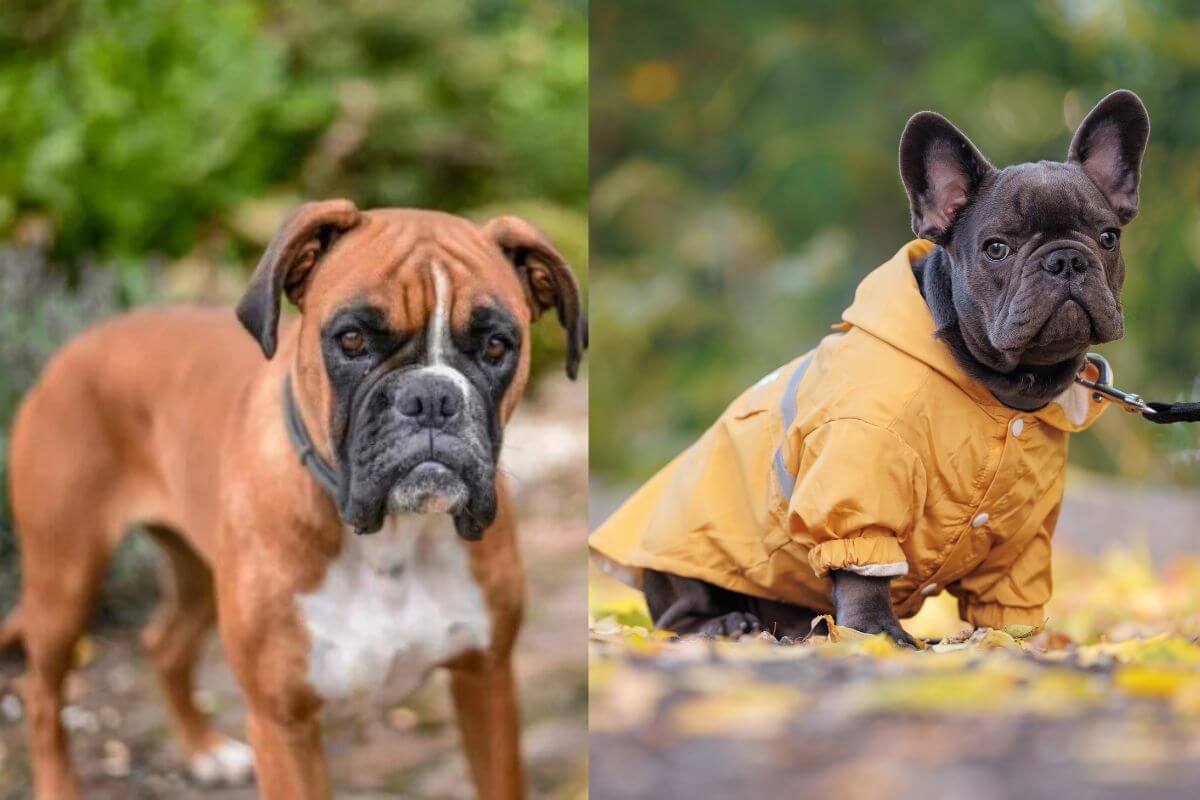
[397,378,463,429]
[1044,248,1087,276]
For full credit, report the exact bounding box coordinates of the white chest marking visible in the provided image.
[297,514,491,703]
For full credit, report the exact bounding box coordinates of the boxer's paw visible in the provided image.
[188,734,255,786]
[697,611,761,639]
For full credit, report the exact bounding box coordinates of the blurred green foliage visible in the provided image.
[0,0,586,259]
[0,0,296,259]
[0,0,586,614]
[591,0,1200,485]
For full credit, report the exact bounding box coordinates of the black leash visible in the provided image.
[282,376,343,498]
[1143,400,1200,424]
[1077,353,1200,424]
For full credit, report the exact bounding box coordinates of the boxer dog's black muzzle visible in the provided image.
[338,365,496,539]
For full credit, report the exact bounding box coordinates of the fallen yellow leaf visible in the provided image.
[1114,666,1200,699]
[970,628,1022,651]
[1078,635,1200,667]
[72,636,94,668]
[671,682,807,738]
[1002,624,1041,640]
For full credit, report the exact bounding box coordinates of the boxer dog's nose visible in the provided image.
[397,377,463,429]
[1043,248,1087,275]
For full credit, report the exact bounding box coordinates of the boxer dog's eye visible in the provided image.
[337,330,366,357]
[1098,229,1119,250]
[482,335,510,365]
[983,240,1010,262]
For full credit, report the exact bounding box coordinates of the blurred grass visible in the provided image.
[590,0,1200,487]
[0,0,586,620]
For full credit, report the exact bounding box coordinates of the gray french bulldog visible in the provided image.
[642,89,1150,644]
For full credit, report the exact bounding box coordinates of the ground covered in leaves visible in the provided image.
[0,377,588,799]
[590,477,1200,800]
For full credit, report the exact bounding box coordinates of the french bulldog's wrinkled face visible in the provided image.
[900,90,1150,378]
[236,206,586,539]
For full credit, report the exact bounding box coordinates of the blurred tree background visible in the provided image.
[0,0,586,616]
[591,0,1200,489]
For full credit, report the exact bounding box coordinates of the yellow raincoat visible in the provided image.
[591,240,1110,628]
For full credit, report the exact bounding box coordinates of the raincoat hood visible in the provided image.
[591,241,1111,629]
[843,239,1103,433]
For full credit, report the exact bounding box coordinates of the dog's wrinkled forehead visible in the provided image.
[304,209,530,333]
[972,162,1117,238]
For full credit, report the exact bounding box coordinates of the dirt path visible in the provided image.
[0,376,588,799]
[590,646,1200,800]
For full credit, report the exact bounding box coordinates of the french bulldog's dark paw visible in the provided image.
[838,615,918,648]
[831,571,917,648]
[697,611,761,639]
[881,622,918,649]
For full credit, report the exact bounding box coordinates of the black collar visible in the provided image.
[915,247,1084,404]
[282,376,342,501]
[990,390,1048,412]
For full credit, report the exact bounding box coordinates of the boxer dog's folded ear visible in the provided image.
[237,199,362,358]
[1068,89,1150,224]
[482,215,588,379]
[899,111,995,243]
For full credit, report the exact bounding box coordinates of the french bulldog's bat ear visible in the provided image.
[236,199,361,358]
[899,111,995,243]
[482,215,588,380]
[1068,90,1150,224]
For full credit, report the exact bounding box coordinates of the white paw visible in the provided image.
[189,735,255,786]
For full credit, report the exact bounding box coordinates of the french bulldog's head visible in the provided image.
[899,90,1150,402]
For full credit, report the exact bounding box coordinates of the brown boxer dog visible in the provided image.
[1,201,585,799]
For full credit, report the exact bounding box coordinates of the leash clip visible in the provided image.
[1075,353,1156,415]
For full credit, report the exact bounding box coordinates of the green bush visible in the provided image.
[0,0,310,260]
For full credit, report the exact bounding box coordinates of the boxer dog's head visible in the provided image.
[236,205,585,539]
[900,89,1149,403]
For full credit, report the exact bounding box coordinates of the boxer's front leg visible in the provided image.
[450,653,523,800]
[226,642,330,799]
[246,706,330,800]
[216,550,331,800]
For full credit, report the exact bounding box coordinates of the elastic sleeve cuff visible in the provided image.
[808,530,908,578]
[964,602,1046,630]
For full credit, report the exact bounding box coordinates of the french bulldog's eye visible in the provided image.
[1098,229,1119,250]
[337,330,366,356]
[482,335,510,365]
[983,240,1010,261]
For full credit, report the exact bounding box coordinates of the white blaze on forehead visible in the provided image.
[425,261,474,398]
[428,261,451,364]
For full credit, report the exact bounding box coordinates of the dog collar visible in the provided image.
[282,377,342,501]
